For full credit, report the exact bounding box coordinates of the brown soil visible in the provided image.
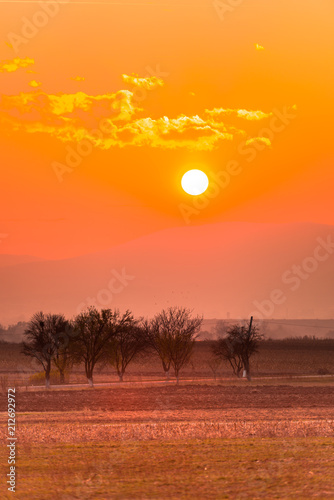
[4,384,334,413]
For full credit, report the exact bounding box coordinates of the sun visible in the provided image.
[181,169,209,196]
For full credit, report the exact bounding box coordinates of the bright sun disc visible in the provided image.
[181,169,209,196]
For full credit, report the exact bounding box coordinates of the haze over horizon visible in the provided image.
[1,0,333,324]
[1,221,334,325]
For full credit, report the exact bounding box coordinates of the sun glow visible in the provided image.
[181,169,209,196]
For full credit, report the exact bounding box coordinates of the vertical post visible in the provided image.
[243,316,253,381]
[248,316,253,334]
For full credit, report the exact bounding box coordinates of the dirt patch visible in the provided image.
[3,384,333,412]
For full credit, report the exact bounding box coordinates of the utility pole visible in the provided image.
[242,316,253,380]
[248,316,253,335]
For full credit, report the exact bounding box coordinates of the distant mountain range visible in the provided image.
[0,222,334,326]
[0,255,45,268]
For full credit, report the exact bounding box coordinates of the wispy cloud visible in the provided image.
[246,137,271,147]
[205,108,272,121]
[29,80,41,87]
[122,73,165,90]
[0,79,285,152]
[0,57,34,73]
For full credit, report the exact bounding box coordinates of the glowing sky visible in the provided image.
[1,0,333,258]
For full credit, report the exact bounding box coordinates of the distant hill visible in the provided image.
[0,221,334,325]
[199,318,334,340]
[0,321,28,342]
[1,318,334,343]
[0,255,45,268]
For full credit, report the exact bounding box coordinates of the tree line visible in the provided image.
[22,306,263,388]
[22,306,203,387]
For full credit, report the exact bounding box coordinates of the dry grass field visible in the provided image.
[0,382,333,499]
[0,340,333,498]
[1,437,334,499]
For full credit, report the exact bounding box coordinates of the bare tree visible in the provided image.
[22,312,68,388]
[147,307,202,383]
[212,320,264,380]
[105,313,146,381]
[206,355,221,381]
[52,321,74,384]
[170,329,198,384]
[145,325,172,380]
[71,307,119,387]
[212,335,243,378]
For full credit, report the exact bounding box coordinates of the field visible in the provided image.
[0,382,333,499]
[1,339,334,387]
[0,340,333,498]
[1,438,333,499]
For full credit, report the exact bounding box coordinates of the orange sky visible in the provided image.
[0,0,333,259]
